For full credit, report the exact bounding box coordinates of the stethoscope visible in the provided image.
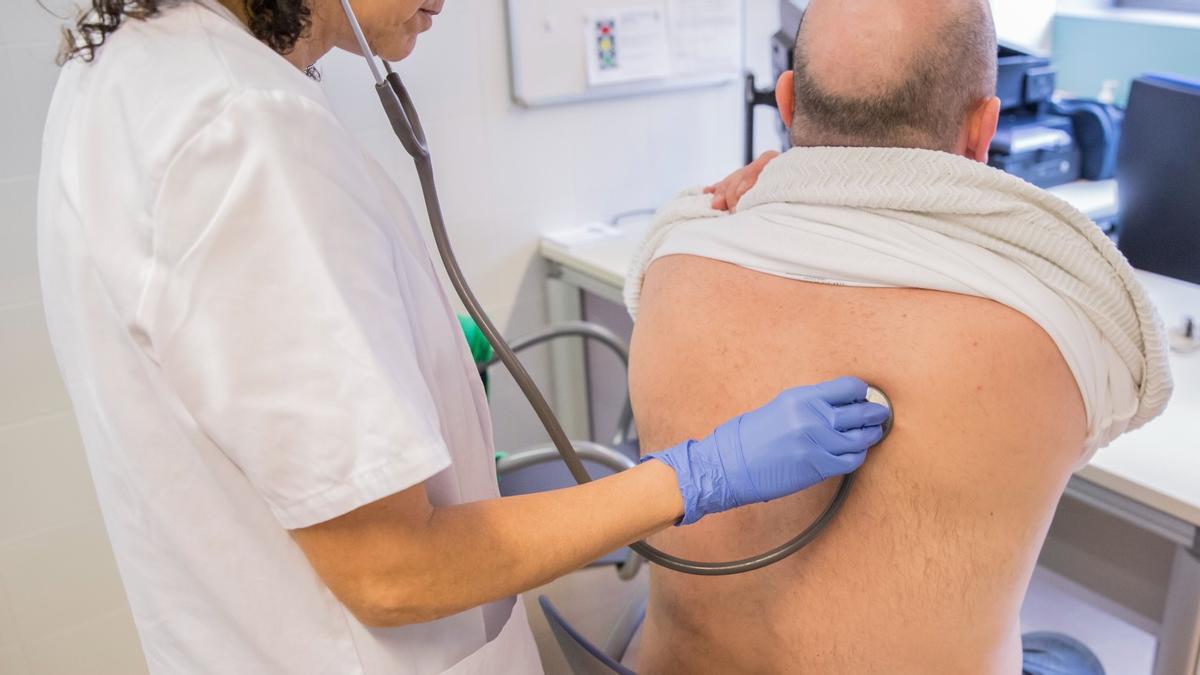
[338,0,893,576]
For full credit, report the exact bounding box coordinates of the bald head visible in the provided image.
[785,0,998,153]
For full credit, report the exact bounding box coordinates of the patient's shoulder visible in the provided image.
[633,254,1087,462]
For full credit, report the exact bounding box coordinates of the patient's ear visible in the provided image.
[961,96,1001,163]
[775,71,795,128]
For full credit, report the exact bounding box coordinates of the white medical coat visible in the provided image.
[36,0,542,672]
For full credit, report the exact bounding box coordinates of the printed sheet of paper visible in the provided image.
[667,0,743,76]
[585,5,672,87]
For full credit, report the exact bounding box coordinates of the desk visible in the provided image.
[539,179,1200,675]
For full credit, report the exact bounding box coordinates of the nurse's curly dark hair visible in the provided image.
[57,0,312,65]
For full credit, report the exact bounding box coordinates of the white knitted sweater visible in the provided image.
[625,147,1173,460]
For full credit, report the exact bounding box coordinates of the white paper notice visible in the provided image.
[585,5,672,87]
[667,0,743,76]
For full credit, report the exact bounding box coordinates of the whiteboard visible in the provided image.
[507,0,746,108]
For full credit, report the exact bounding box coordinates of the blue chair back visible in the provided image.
[539,596,639,675]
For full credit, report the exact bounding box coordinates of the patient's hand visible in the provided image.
[705,150,779,211]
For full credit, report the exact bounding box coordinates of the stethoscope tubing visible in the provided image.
[340,0,892,573]
[378,71,897,575]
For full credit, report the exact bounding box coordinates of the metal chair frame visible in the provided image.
[485,321,642,579]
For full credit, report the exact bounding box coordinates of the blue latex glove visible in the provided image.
[642,376,890,525]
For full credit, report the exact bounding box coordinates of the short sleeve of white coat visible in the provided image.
[139,89,452,530]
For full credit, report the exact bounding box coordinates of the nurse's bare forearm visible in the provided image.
[291,460,682,627]
[422,461,680,618]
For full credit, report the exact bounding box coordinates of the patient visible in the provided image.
[625,1,1171,673]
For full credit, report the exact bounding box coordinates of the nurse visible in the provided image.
[39,0,888,672]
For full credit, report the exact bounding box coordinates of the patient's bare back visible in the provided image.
[629,255,1086,675]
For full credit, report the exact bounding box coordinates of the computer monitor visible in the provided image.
[1116,74,1200,285]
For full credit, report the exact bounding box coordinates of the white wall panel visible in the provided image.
[0,414,98,543]
[0,303,70,427]
[0,178,40,307]
[992,0,1058,50]
[0,519,129,645]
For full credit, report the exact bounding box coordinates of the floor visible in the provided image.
[1020,567,1158,675]
[525,565,1158,675]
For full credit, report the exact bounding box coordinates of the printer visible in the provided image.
[988,45,1082,189]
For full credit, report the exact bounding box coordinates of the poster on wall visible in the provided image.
[507,0,746,106]
[584,5,672,86]
[583,0,741,88]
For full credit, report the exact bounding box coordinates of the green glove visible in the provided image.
[458,315,495,395]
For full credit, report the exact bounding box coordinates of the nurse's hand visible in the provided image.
[641,376,890,525]
[704,150,780,212]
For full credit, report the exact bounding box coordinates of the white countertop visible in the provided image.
[542,219,652,291]
[540,179,1200,527]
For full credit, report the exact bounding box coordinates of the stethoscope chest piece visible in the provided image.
[865,385,895,442]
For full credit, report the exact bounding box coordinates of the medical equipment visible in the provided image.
[989,46,1084,190]
[338,0,892,575]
